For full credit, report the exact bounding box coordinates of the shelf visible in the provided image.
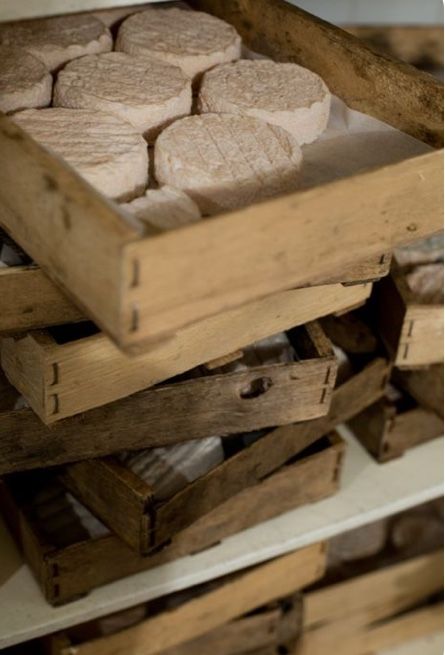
[378,631,443,655]
[0,429,442,648]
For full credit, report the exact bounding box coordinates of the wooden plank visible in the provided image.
[0,255,389,336]
[190,0,444,147]
[1,283,367,423]
[0,439,339,604]
[394,365,444,418]
[0,266,83,333]
[0,0,163,22]
[123,152,442,350]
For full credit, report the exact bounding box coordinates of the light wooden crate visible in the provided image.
[0,436,338,604]
[298,550,443,655]
[376,260,444,368]
[49,590,303,655]
[1,283,369,423]
[0,0,441,352]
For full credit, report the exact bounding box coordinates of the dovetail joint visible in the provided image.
[130,305,140,333]
[51,394,60,415]
[131,259,140,288]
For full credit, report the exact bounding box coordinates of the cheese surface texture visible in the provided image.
[0,46,52,113]
[54,52,192,141]
[13,108,148,201]
[199,60,331,145]
[155,113,303,214]
[121,186,201,233]
[0,14,112,72]
[116,7,241,79]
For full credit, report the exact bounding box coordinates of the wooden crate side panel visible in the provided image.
[55,545,326,655]
[42,442,338,603]
[348,399,394,460]
[60,459,152,554]
[190,0,443,146]
[382,406,444,460]
[8,282,361,423]
[396,304,444,367]
[394,365,444,418]
[0,266,83,333]
[123,151,442,348]
[0,115,136,341]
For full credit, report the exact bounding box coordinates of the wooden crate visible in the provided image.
[0,2,441,353]
[0,283,370,424]
[297,550,443,655]
[376,260,444,368]
[0,255,391,336]
[49,591,302,655]
[0,436,340,604]
[0,335,389,475]
[349,386,443,462]
[394,364,444,418]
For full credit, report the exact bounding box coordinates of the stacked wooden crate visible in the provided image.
[0,3,442,650]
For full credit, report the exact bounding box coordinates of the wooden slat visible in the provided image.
[190,0,444,146]
[1,283,367,423]
[123,152,442,350]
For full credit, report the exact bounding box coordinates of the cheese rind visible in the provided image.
[199,60,331,145]
[0,46,52,113]
[13,108,148,201]
[120,186,201,234]
[0,14,112,72]
[54,52,192,142]
[116,7,241,79]
[154,113,303,215]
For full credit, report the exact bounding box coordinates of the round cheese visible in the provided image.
[116,8,241,79]
[54,52,192,142]
[0,46,52,113]
[121,186,201,233]
[13,108,148,201]
[199,59,331,144]
[154,113,303,215]
[0,14,112,72]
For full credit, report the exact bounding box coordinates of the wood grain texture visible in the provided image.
[1,283,367,423]
[394,365,444,418]
[376,262,444,368]
[190,0,444,146]
[0,439,339,604]
[123,151,442,349]
[0,254,390,335]
[349,398,443,462]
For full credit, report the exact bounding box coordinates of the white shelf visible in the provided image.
[378,631,443,655]
[0,429,442,649]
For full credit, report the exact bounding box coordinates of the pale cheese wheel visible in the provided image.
[13,108,148,201]
[0,14,112,72]
[120,186,201,234]
[154,113,303,215]
[0,46,52,113]
[116,8,241,79]
[199,60,331,145]
[54,52,192,141]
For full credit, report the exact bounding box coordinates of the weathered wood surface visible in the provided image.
[297,551,444,655]
[376,262,444,368]
[349,398,443,462]
[190,0,444,146]
[0,439,338,604]
[53,594,303,655]
[61,356,388,554]
[0,255,389,335]
[1,283,367,423]
[394,365,444,418]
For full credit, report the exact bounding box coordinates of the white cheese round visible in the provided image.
[154,113,303,215]
[116,7,241,79]
[54,52,192,142]
[13,108,149,201]
[120,186,201,233]
[199,60,331,145]
[0,46,52,113]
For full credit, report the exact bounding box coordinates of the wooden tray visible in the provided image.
[0,436,339,604]
[49,590,303,655]
[349,387,443,462]
[0,0,441,352]
[376,260,444,368]
[0,282,370,424]
[0,255,391,336]
[298,550,443,655]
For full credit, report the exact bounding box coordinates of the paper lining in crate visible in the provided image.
[0,434,337,604]
[376,234,444,368]
[0,1,441,353]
